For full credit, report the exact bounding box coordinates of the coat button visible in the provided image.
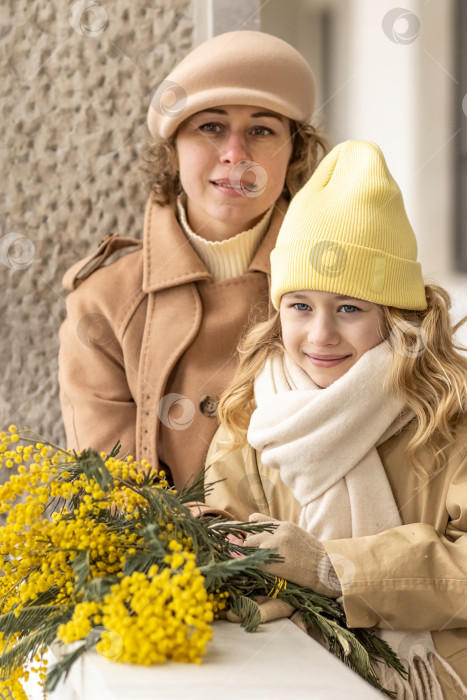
[198,395,219,417]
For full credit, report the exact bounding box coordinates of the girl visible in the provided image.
[204,140,467,698]
[58,31,327,488]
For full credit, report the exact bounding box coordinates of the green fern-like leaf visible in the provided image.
[0,615,70,679]
[0,606,68,638]
[107,441,121,459]
[71,550,91,592]
[45,643,88,693]
[177,468,207,504]
[82,576,116,602]
[122,552,163,577]
[228,595,262,632]
[200,550,283,591]
[272,584,403,699]
[76,449,114,491]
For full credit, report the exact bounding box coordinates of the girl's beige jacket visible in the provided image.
[58,197,287,488]
[204,415,467,698]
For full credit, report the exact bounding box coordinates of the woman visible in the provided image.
[205,140,467,698]
[58,30,327,488]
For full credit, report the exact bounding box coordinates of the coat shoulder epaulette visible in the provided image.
[62,234,143,291]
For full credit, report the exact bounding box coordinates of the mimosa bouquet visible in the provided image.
[0,426,404,699]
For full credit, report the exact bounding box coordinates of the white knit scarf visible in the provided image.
[248,342,467,699]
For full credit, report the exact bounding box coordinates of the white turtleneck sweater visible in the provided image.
[177,194,273,281]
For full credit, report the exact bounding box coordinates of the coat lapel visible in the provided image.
[136,196,289,467]
[137,198,209,466]
[142,198,211,292]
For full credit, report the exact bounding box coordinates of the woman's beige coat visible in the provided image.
[58,197,287,487]
[204,415,467,698]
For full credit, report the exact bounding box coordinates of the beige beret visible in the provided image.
[148,31,316,140]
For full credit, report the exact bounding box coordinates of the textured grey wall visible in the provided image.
[212,0,260,34]
[0,0,193,445]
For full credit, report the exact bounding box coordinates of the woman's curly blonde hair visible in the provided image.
[140,121,330,205]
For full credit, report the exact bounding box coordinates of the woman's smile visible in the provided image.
[209,178,245,197]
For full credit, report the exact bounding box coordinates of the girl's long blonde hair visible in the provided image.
[218,312,283,451]
[217,284,467,478]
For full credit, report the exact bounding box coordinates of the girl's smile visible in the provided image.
[305,352,351,368]
[280,290,384,387]
[175,105,293,242]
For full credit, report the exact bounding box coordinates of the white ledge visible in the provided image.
[51,619,382,700]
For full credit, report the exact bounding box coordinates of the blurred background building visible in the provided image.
[197,0,465,277]
[197,0,467,344]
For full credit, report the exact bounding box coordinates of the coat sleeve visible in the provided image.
[58,268,140,458]
[204,425,302,523]
[322,452,467,633]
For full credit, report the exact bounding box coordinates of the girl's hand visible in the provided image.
[222,517,295,623]
[225,532,246,550]
[244,513,341,598]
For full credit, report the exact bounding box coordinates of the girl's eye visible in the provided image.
[293,303,310,311]
[340,305,359,313]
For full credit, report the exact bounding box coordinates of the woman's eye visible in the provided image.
[250,126,273,136]
[340,305,359,313]
[293,303,310,311]
[199,122,222,133]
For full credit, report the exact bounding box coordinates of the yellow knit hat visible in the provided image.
[270,140,427,310]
